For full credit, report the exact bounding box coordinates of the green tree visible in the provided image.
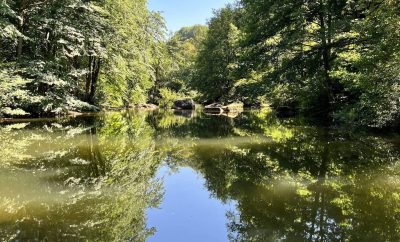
[148,25,208,104]
[332,0,400,127]
[193,5,242,103]
[167,25,208,92]
[100,0,166,108]
[239,0,400,126]
[0,0,106,117]
[1,0,168,116]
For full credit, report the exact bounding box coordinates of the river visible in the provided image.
[0,109,399,241]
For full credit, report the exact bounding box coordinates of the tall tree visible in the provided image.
[240,0,400,126]
[99,0,165,108]
[1,0,106,117]
[192,5,242,103]
[1,0,167,116]
[332,0,400,127]
[148,25,208,104]
[167,25,208,92]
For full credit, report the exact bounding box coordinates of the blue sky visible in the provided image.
[148,0,235,33]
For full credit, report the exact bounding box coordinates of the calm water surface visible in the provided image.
[0,109,399,241]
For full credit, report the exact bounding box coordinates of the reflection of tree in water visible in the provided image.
[96,111,163,241]
[166,111,400,242]
[1,109,400,241]
[0,111,163,241]
[148,109,237,138]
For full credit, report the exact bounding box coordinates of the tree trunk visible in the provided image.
[319,0,334,115]
[85,56,100,104]
[17,36,23,59]
[17,0,29,60]
[89,58,100,104]
[85,55,93,101]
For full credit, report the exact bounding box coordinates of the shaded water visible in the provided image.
[0,109,399,241]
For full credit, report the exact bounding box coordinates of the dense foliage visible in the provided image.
[148,25,208,105]
[192,5,242,103]
[1,0,106,116]
[0,0,165,117]
[100,0,165,108]
[1,0,399,128]
[192,0,400,127]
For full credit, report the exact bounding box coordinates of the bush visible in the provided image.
[159,88,181,109]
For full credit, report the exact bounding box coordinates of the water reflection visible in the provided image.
[0,112,162,241]
[153,109,400,242]
[0,109,399,241]
[148,167,237,242]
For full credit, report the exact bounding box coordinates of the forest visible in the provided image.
[1,0,399,128]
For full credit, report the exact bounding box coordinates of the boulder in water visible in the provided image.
[204,103,224,114]
[133,103,158,110]
[204,102,244,117]
[223,102,244,112]
[172,99,196,110]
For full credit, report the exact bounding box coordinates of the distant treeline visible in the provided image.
[1,0,399,128]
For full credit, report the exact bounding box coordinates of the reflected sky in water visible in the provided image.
[148,167,237,242]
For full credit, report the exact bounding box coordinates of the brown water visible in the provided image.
[0,109,399,241]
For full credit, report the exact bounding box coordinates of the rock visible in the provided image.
[172,99,196,110]
[103,106,121,111]
[133,103,158,110]
[68,111,84,117]
[204,102,244,117]
[204,103,224,114]
[223,102,244,112]
[205,103,224,108]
